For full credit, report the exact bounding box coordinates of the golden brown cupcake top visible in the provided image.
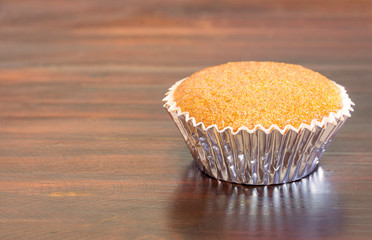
[173,61,343,130]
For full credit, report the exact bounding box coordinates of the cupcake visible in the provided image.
[163,61,353,185]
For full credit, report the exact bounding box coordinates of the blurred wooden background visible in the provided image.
[0,0,371,239]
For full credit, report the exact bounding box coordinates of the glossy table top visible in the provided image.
[0,0,371,239]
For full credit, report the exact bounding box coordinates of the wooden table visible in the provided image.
[1,0,371,239]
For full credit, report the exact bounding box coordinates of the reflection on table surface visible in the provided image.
[169,163,342,239]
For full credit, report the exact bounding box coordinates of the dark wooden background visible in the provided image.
[0,0,371,239]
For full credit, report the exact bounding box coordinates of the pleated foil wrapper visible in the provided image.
[163,79,354,185]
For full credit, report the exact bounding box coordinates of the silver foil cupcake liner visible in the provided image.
[163,78,354,185]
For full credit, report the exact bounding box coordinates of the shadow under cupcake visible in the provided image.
[168,163,343,239]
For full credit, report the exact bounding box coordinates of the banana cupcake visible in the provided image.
[163,61,353,185]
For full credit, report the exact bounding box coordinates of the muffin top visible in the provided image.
[173,61,343,130]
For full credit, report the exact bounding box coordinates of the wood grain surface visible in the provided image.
[0,0,371,239]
